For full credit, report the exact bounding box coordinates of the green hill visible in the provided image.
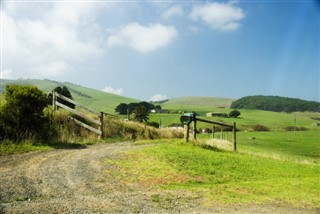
[0,79,139,114]
[160,96,235,112]
[231,95,320,112]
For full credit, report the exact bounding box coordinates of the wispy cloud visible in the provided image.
[0,69,14,79]
[107,22,178,53]
[102,86,124,96]
[190,2,245,31]
[162,5,184,19]
[149,94,168,102]
[1,2,105,79]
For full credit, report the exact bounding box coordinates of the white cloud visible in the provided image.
[1,69,14,79]
[149,94,168,102]
[162,5,184,19]
[31,61,75,78]
[190,2,245,31]
[102,86,124,96]
[1,2,105,79]
[107,22,178,53]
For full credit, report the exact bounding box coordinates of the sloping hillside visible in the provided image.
[231,95,320,112]
[160,96,235,112]
[0,79,139,113]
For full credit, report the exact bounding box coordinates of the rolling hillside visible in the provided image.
[0,79,139,113]
[160,96,235,112]
[231,95,320,112]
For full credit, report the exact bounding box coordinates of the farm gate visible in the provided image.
[52,91,104,138]
[181,113,237,151]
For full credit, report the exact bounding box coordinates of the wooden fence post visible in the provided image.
[233,122,237,151]
[212,125,215,139]
[100,112,104,139]
[193,120,197,140]
[184,125,190,142]
[52,91,57,111]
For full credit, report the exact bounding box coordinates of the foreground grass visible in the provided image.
[0,140,52,155]
[113,140,320,207]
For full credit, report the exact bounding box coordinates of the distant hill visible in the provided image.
[231,95,320,112]
[0,79,139,113]
[160,96,235,112]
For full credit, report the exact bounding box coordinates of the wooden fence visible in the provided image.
[52,91,104,138]
[185,117,237,151]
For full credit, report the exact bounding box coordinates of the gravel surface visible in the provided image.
[0,142,318,214]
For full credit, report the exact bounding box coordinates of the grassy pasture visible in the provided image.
[161,96,235,111]
[113,139,320,207]
[150,109,320,131]
[198,130,320,164]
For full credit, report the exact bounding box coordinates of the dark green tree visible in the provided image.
[131,106,149,123]
[229,110,241,118]
[115,103,128,114]
[0,85,48,140]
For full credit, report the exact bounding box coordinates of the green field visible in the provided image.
[161,96,235,111]
[112,139,320,207]
[149,110,320,132]
[198,130,320,163]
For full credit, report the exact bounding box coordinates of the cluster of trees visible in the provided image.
[115,102,163,124]
[231,95,320,113]
[115,102,161,115]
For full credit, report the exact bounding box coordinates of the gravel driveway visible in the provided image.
[0,142,318,214]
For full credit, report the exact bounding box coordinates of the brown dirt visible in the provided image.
[0,142,318,214]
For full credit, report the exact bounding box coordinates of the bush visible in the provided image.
[147,121,160,128]
[0,85,49,140]
[253,125,270,132]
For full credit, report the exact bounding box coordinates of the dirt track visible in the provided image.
[0,142,318,214]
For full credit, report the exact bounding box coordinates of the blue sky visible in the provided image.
[1,0,319,101]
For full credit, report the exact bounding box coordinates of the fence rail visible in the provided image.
[53,91,104,138]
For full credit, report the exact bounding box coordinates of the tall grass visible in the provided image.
[103,115,183,140]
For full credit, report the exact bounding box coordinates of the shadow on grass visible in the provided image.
[193,142,225,152]
[47,141,88,150]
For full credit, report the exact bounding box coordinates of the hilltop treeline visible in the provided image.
[115,102,161,114]
[231,95,320,112]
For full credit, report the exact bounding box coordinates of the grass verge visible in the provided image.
[111,139,320,207]
[0,140,52,155]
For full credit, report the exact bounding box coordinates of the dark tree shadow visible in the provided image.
[47,141,87,150]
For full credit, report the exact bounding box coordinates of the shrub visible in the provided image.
[0,85,49,140]
[253,124,270,131]
[147,121,160,128]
